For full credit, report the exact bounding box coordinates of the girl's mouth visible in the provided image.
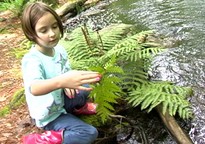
[50,39,57,44]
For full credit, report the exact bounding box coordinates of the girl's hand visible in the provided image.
[58,70,101,91]
[29,70,100,96]
[64,88,79,99]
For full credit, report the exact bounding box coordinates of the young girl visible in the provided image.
[21,2,100,144]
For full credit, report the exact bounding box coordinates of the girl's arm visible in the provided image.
[30,70,101,96]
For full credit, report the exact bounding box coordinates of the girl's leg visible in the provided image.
[64,84,90,113]
[43,113,98,144]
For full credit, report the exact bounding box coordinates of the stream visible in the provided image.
[64,0,205,143]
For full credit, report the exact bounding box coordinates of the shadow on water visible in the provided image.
[64,0,205,143]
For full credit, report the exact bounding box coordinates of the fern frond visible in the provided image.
[62,24,136,62]
[61,23,193,123]
[90,82,121,123]
[88,56,124,124]
[126,81,193,119]
[98,24,135,50]
[140,92,156,110]
[127,90,142,104]
[122,65,149,91]
[105,35,142,60]
[162,101,169,115]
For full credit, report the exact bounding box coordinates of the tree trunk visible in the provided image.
[156,105,193,144]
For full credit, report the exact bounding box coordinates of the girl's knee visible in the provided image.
[63,125,98,144]
[88,125,98,140]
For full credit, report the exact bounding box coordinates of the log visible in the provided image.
[56,0,87,17]
[56,0,101,17]
[156,105,193,144]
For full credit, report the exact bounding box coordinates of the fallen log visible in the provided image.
[56,0,101,18]
[156,105,193,144]
[56,0,87,17]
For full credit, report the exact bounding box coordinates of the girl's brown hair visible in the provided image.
[21,2,64,43]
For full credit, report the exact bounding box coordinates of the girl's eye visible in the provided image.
[52,25,58,29]
[39,29,47,33]
[41,30,47,33]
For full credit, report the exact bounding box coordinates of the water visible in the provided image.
[64,0,205,143]
[106,1,205,143]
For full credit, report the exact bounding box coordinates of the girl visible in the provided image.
[21,2,100,144]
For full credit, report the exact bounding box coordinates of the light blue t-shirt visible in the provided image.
[22,44,71,127]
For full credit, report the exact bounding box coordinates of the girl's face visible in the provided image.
[35,12,61,54]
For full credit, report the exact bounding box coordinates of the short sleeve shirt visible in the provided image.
[21,44,71,127]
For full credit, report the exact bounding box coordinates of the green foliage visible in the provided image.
[0,0,58,17]
[0,0,29,17]
[60,23,193,125]
[0,106,10,117]
[121,61,149,91]
[126,81,193,119]
[40,0,59,8]
[89,56,124,124]
[9,87,25,109]
[105,30,162,60]
[75,2,85,14]
[12,39,31,59]
[0,26,8,34]
[62,24,135,60]
[0,88,25,117]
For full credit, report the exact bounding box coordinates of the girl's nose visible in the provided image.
[49,29,55,37]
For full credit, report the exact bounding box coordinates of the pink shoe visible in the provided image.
[22,130,63,144]
[74,102,98,115]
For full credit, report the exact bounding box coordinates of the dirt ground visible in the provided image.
[0,1,101,143]
[0,11,42,144]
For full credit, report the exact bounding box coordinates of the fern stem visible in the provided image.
[96,30,105,56]
[81,24,92,49]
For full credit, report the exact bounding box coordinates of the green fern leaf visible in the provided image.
[148,99,164,111]
[162,101,169,115]
[173,103,179,116]
[126,91,141,103]
[128,90,148,107]
[167,95,174,116]
[141,92,155,110]
[61,23,193,123]
[105,66,124,74]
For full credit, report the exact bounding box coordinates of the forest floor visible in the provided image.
[0,1,101,143]
[0,11,43,144]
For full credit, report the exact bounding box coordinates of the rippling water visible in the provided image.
[105,1,205,143]
[65,0,205,143]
